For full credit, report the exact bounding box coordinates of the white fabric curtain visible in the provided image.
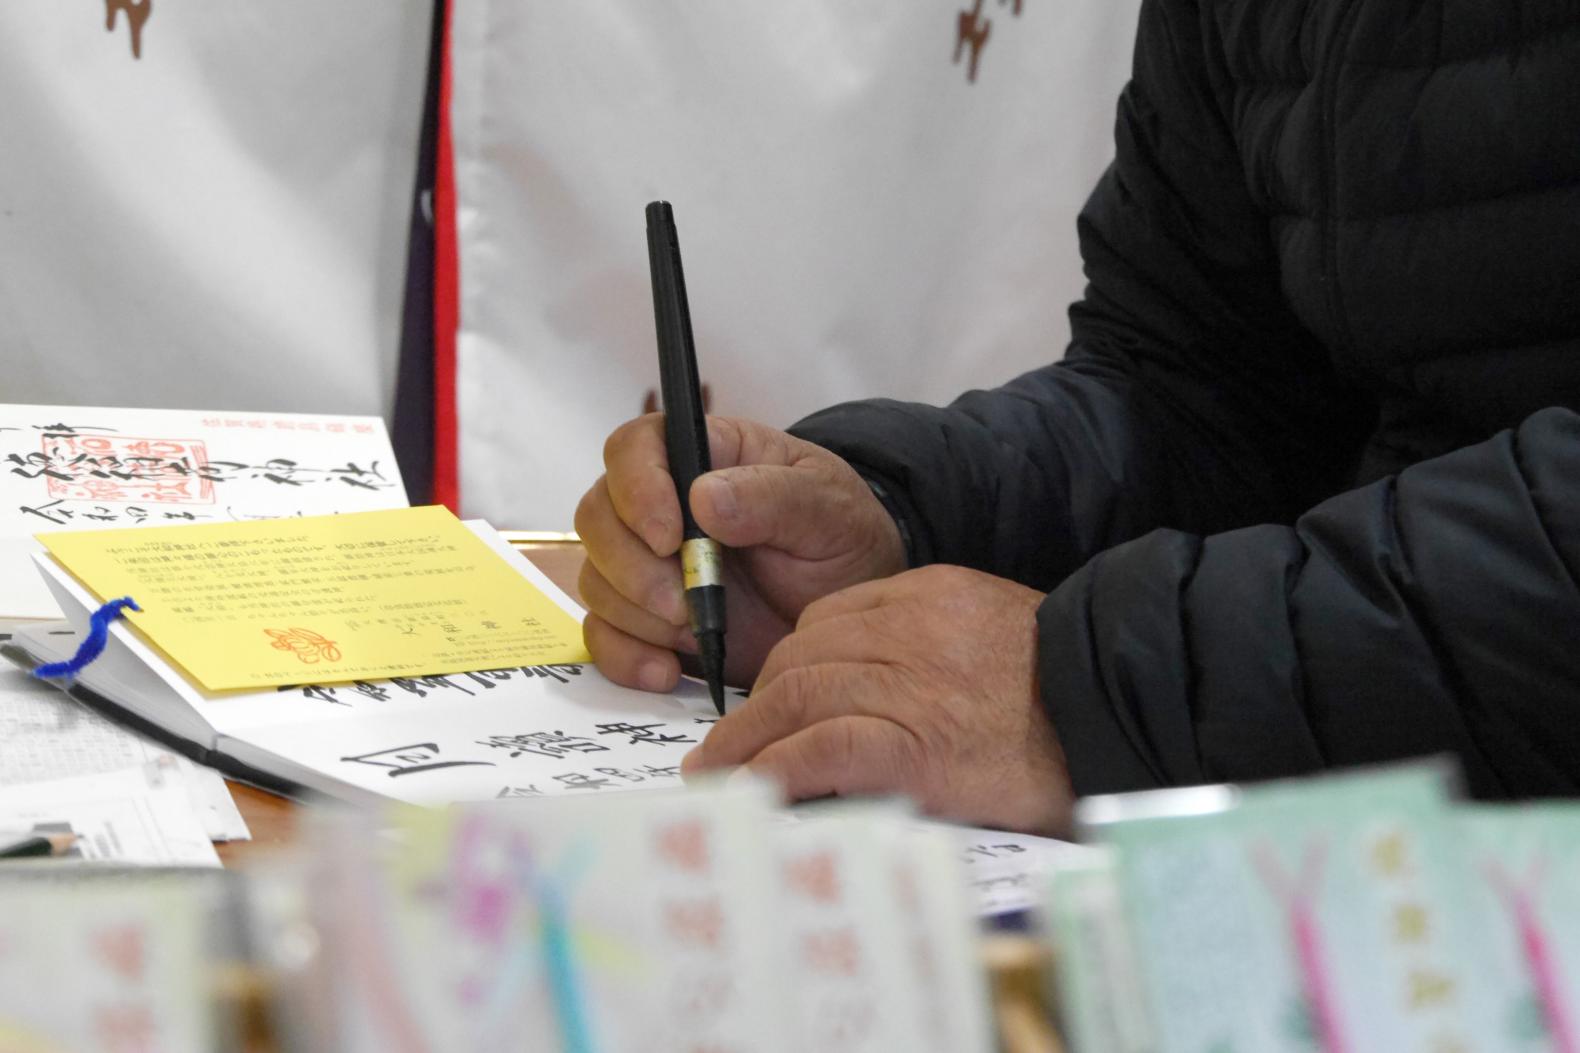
[0,2,432,419]
[450,0,1142,528]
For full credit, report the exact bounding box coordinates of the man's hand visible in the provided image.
[681,565,1074,836]
[575,414,907,692]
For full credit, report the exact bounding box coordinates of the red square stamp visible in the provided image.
[41,434,216,505]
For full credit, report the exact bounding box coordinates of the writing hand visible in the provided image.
[575,414,906,692]
[680,565,1073,836]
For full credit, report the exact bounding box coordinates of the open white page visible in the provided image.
[230,668,725,805]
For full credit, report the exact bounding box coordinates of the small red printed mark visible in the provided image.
[656,819,711,874]
[663,897,725,949]
[92,925,146,981]
[785,851,842,904]
[265,627,343,665]
[801,926,862,977]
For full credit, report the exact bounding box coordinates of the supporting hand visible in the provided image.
[682,565,1073,835]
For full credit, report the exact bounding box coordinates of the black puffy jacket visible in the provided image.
[790,0,1580,800]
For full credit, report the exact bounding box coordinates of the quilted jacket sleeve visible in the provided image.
[1041,408,1580,799]
[791,0,1376,590]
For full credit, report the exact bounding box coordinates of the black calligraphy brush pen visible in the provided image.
[645,201,727,717]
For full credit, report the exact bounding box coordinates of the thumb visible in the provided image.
[704,415,807,471]
[690,461,871,559]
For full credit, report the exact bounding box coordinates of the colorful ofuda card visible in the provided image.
[307,781,797,1053]
[1078,763,1499,1053]
[0,871,218,1053]
[1456,803,1580,1053]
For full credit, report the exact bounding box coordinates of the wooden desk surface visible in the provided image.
[215,542,587,866]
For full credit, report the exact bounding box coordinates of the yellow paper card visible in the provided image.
[39,506,590,691]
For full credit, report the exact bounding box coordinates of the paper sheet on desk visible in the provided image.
[0,664,248,842]
[951,827,1098,916]
[0,764,221,867]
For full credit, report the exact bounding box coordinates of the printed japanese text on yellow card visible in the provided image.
[38,506,589,691]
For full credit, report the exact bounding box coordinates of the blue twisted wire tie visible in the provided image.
[32,597,141,681]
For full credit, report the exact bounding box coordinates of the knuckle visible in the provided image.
[603,415,658,466]
[584,617,652,686]
[572,478,606,538]
[576,560,602,604]
[923,564,966,588]
[887,724,929,786]
[730,417,780,467]
[712,712,748,752]
[819,445,858,480]
[771,665,819,728]
[701,712,753,767]
[582,613,612,661]
[795,596,829,632]
[760,632,813,690]
[762,465,796,510]
[761,427,791,468]
[915,564,975,602]
[755,634,790,685]
[581,566,664,646]
[643,574,681,624]
[818,718,861,777]
[860,608,906,650]
[601,422,633,466]
[707,415,739,457]
[579,563,625,621]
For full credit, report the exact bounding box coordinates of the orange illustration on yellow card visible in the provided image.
[264,627,343,665]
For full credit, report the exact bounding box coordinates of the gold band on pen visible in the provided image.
[681,538,724,590]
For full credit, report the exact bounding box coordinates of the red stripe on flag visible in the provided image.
[431,0,460,512]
